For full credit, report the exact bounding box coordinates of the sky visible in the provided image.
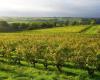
[0,0,100,17]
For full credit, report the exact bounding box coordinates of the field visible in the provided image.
[85,25,100,34]
[21,25,100,34]
[23,25,88,33]
[0,25,100,80]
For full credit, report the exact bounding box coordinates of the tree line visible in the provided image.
[0,18,97,32]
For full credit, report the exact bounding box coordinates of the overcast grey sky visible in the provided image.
[0,0,100,17]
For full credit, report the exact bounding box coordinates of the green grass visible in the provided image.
[85,25,100,34]
[0,25,100,35]
[20,25,100,34]
[21,25,88,34]
[0,57,77,80]
[0,57,100,80]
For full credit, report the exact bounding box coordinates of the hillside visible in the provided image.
[21,25,86,33]
[21,25,100,34]
[85,25,100,34]
[0,25,100,80]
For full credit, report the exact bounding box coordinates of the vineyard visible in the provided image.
[0,25,100,80]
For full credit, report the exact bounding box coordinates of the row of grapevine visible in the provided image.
[0,33,100,77]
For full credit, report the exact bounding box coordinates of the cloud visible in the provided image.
[0,0,100,17]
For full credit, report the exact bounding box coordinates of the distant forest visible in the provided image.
[0,17,100,32]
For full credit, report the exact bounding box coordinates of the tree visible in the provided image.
[89,19,96,25]
[0,21,9,27]
[78,19,82,25]
[0,21,11,32]
[11,23,20,31]
[64,20,69,26]
[19,23,28,30]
